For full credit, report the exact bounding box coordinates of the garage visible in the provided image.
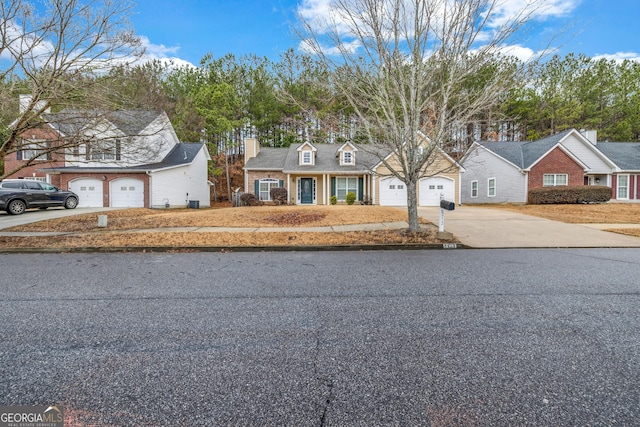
[69,178,104,207]
[379,177,407,206]
[110,178,144,207]
[419,176,455,206]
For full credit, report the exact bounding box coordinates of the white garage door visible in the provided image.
[419,177,455,206]
[69,178,103,207]
[110,178,144,207]
[379,177,407,206]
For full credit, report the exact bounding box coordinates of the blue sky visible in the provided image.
[129,0,640,66]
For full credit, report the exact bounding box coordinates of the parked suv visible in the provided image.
[0,179,79,215]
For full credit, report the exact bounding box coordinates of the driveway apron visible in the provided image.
[418,206,640,248]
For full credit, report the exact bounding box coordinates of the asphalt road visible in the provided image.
[1,249,639,426]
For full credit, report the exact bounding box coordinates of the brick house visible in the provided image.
[4,107,211,208]
[460,129,639,203]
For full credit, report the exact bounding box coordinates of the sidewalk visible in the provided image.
[417,206,640,248]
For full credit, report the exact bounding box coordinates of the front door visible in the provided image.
[300,178,313,204]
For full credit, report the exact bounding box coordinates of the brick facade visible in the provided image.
[246,171,289,194]
[57,172,150,207]
[3,126,65,180]
[528,147,585,191]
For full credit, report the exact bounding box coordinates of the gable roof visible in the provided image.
[245,143,387,174]
[475,129,591,170]
[39,142,206,174]
[596,142,640,171]
[42,110,163,137]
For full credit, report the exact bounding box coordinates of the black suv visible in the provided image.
[0,179,79,215]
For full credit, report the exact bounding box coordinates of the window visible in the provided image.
[88,139,121,161]
[336,177,358,201]
[543,174,568,186]
[471,181,478,198]
[17,139,51,161]
[342,151,353,165]
[302,151,312,165]
[259,178,280,201]
[617,175,629,199]
[488,178,496,197]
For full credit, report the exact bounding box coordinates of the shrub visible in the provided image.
[270,187,288,205]
[330,195,338,205]
[346,192,357,205]
[240,193,263,206]
[528,186,612,204]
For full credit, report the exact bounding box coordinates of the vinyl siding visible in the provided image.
[560,134,612,174]
[461,145,527,203]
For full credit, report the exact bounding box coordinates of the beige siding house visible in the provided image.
[243,136,463,206]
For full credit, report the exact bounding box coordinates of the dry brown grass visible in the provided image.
[487,203,640,224]
[0,229,444,249]
[1,205,444,249]
[8,205,414,233]
[607,228,640,238]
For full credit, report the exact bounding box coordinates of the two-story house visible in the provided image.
[4,106,211,208]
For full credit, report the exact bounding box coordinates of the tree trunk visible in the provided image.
[406,179,420,232]
[225,152,231,202]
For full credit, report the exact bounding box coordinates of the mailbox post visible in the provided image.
[439,194,455,233]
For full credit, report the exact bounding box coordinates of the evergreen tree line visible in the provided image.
[5,50,640,157]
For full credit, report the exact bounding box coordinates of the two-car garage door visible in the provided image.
[379,176,454,206]
[69,178,144,207]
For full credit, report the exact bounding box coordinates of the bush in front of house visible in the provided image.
[346,192,357,205]
[240,193,263,206]
[330,195,338,205]
[528,186,612,204]
[270,187,288,205]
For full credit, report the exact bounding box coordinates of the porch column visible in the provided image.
[323,174,327,205]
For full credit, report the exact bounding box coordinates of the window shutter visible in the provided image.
[358,177,364,201]
[331,177,336,197]
[17,149,22,160]
[254,180,259,196]
[279,180,284,188]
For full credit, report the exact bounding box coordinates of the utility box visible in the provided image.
[440,200,455,211]
[188,200,200,209]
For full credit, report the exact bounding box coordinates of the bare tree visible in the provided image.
[0,0,143,178]
[298,0,545,231]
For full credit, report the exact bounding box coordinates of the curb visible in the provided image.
[0,242,468,254]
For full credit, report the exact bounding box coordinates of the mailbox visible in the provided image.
[440,200,455,211]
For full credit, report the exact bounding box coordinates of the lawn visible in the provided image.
[0,205,445,249]
[488,203,640,223]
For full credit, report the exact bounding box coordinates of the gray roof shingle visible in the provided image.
[245,143,390,173]
[43,110,162,137]
[597,142,640,170]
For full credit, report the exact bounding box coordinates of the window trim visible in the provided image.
[342,151,353,165]
[258,178,280,201]
[543,173,568,187]
[471,180,478,198]
[335,176,359,202]
[617,174,629,200]
[487,177,496,197]
[301,151,312,165]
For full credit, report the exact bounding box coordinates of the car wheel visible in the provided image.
[7,199,27,215]
[64,196,78,209]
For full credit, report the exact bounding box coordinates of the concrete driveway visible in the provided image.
[0,207,120,230]
[418,205,640,248]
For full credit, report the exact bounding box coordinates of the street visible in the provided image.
[1,249,639,426]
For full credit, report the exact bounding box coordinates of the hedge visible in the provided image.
[270,187,288,205]
[528,185,612,204]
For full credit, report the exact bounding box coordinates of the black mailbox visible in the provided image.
[440,200,455,211]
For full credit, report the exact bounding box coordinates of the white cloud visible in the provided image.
[299,38,361,56]
[487,0,581,28]
[593,52,640,63]
[129,35,196,69]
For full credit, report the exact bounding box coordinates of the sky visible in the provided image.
[130,0,640,67]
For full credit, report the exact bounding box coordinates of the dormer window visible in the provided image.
[297,141,317,166]
[302,151,312,164]
[337,141,358,166]
[343,151,353,165]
